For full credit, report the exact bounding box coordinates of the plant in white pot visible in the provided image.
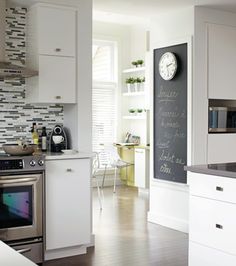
[125,77,135,93]
[134,77,142,92]
[137,59,144,67]
[128,108,136,115]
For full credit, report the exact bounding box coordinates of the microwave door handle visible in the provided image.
[0,177,37,184]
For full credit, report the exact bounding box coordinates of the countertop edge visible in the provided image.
[185,165,236,179]
[45,152,92,160]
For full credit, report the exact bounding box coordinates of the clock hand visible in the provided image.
[166,63,173,67]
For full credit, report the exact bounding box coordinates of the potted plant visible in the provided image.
[131,61,138,68]
[134,77,142,91]
[137,59,144,67]
[128,108,136,115]
[137,108,143,115]
[125,77,135,92]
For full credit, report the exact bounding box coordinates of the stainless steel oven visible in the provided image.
[0,155,45,264]
[209,106,236,133]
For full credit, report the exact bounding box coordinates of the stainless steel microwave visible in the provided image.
[209,107,236,133]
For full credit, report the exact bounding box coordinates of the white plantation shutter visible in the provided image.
[92,40,117,154]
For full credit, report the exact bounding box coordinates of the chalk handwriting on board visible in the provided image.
[154,43,187,183]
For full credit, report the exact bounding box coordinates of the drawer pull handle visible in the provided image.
[216,224,223,230]
[216,186,223,192]
[55,48,61,52]
[55,96,62,100]
[66,168,72,172]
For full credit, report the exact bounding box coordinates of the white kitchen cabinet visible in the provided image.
[38,6,76,57]
[208,134,236,163]
[188,172,236,265]
[26,4,77,104]
[26,55,76,104]
[45,158,91,251]
[134,148,149,189]
[208,23,236,99]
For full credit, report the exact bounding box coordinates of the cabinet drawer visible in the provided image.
[189,196,236,255]
[189,241,236,266]
[188,172,236,204]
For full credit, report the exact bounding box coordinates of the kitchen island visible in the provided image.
[0,241,37,266]
[186,163,236,266]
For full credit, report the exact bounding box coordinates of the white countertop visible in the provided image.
[0,241,37,266]
[45,151,92,160]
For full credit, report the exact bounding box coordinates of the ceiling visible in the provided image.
[93,0,236,18]
[7,0,236,22]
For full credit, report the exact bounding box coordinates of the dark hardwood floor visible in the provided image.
[44,186,188,266]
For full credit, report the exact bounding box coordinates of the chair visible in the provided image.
[92,152,103,210]
[100,144,133,193]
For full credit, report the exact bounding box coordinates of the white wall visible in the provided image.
[148,7,194,233]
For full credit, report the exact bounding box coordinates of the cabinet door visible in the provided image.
[38,6,76,57]
[134,148,146,188]
[45,159,91,250]
[39,55,76,103]
[208,23,236,99]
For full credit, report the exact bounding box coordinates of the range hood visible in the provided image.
[0,0,38,79]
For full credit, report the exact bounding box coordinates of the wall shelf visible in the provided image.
[123,91,145,96]
[122,67,145,73]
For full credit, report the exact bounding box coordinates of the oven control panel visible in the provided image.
[0,159,23,170]
[0,155,45,172]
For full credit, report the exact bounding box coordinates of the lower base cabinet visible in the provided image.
[189,242,236,266]
[45,158,91,251]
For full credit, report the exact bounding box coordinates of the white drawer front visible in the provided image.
[189,241,236,266]
[189,196,236,255]
[188,172,236,204]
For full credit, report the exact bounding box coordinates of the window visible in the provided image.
[92,40,117,153]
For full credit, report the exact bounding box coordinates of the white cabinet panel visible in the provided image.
[38,6,76,57]
[188,172,236,204]
[134,148,149,189]
[45,159,91,250]
[208,134,236,163]
[38,55,76,103]
[189,196,236,255]
[189,241,236,266]
[208,23,236,99]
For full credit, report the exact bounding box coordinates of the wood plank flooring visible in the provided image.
[44,186,188,266]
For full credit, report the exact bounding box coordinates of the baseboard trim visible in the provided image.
[45,245,87,261]
[147,211,189,233]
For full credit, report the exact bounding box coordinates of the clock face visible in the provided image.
[158,52,178,81]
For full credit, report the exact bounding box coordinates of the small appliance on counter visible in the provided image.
[49,125,68,152]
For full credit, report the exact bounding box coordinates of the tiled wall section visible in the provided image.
[0,7,63,144]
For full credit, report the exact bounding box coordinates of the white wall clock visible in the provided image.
[158,52,178,81]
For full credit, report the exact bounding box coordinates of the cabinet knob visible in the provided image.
[216,186,224,192]
[55,48,61,52]
[215,224,223,230]
[66,168,72,172]
[55,96,62,100]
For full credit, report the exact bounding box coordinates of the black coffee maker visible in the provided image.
[49,125,68,152]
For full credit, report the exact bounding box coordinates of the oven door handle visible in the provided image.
[16,248,31,254]
[0,177,37,184]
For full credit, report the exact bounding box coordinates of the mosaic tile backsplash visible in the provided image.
[0,7,64,145]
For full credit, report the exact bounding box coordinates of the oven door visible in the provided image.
[0,174,43,242]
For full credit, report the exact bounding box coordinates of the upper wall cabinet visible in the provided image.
[26,4,77,104]
[38,6,76,57]
[208,23,236,100]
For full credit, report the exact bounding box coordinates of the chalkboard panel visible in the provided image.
[154,43,187,183]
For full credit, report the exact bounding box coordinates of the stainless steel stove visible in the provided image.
[0,154,45,264]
